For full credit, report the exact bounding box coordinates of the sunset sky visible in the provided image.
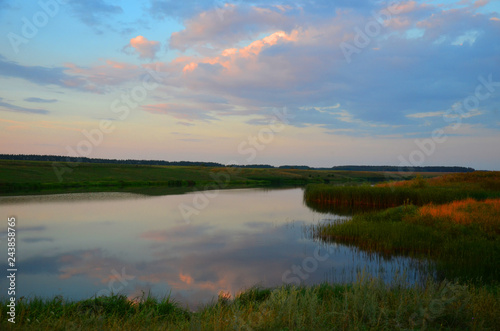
[0,0,499,170]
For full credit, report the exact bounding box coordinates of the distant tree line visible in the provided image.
[327,165,476,173]
[0,154,224,167]
[0,154,475,173]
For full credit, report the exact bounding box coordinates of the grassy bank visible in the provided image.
[311,172,500,283]
[304,172,500,209]
[2,277,499,330]
[304,184,493,209]
[0,159,426,195]
[378,171,500,191]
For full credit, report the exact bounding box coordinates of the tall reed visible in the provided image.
[315,199,500,282]
[2,277,498,330]
[304,184,493,208]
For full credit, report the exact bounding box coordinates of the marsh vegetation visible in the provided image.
[311,172,500,284]
[2,276,499,330]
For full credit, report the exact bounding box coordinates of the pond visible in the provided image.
[0,188,428,309]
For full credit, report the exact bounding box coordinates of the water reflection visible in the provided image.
[0,188,427,309]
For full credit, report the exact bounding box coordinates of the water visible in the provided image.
[0,188,427,308]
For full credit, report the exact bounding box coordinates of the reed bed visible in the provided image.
[378,171,500,191]
[305,172,500,209]
[304,184,492,209]
[2,277,499,330]
[315,198,500,282]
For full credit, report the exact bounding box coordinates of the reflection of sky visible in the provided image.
[0,189,427,308]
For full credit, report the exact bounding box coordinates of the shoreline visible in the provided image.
[1,276,498,330]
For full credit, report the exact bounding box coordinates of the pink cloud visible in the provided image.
[126,35,161,60]
[181,30,299,75]
[63,60,141,90]
[390,1,419,14]
[182,62,198,73]
[179,272,194,285]
[169,5,293,51]
[474,0,490,8]
[384,17,412,30]
[240,30,298,57]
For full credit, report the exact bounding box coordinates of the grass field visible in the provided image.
[2,277,499,330]
[304,172,500,209]
[0,159,427,195]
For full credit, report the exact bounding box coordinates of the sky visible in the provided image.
[0,0,499,170]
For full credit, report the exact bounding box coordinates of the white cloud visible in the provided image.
[407,111,445,118]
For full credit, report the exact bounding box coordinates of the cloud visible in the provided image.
[0,55,71,86]
[179,29,298,77]
[124,36,161,60]
[407,111,446,118]
[149,0,212,19]
[443,103,483,119]
[158,1,499,137]
[23,237,54,243]
[177,121,195,126]
[169,4,294,51]
[474,0,490,8]
[4,0,497,143]
[63,60,144,91]
[141,103,218,122]
[0,55,102,93]
[150,0,376,20]
[0,97,50,115]
[65,0,123,29]
[24,97,58,103]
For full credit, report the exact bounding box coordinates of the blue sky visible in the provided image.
[0,0,499,169]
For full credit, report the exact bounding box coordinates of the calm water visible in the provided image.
[0,188,426,308]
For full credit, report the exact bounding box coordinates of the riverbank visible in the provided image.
[311,172,500,283]
[0,159,435,196]
[304,172,500,209]
[1,276,498,330]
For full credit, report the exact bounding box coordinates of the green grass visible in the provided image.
[381,171,500,191]
[0,159,429,195]
[2,277,499,330]
[311,172,500,282]
[304,172,500,209]
[314,201,500,283]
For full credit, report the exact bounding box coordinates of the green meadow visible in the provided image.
[0,159,423,195]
